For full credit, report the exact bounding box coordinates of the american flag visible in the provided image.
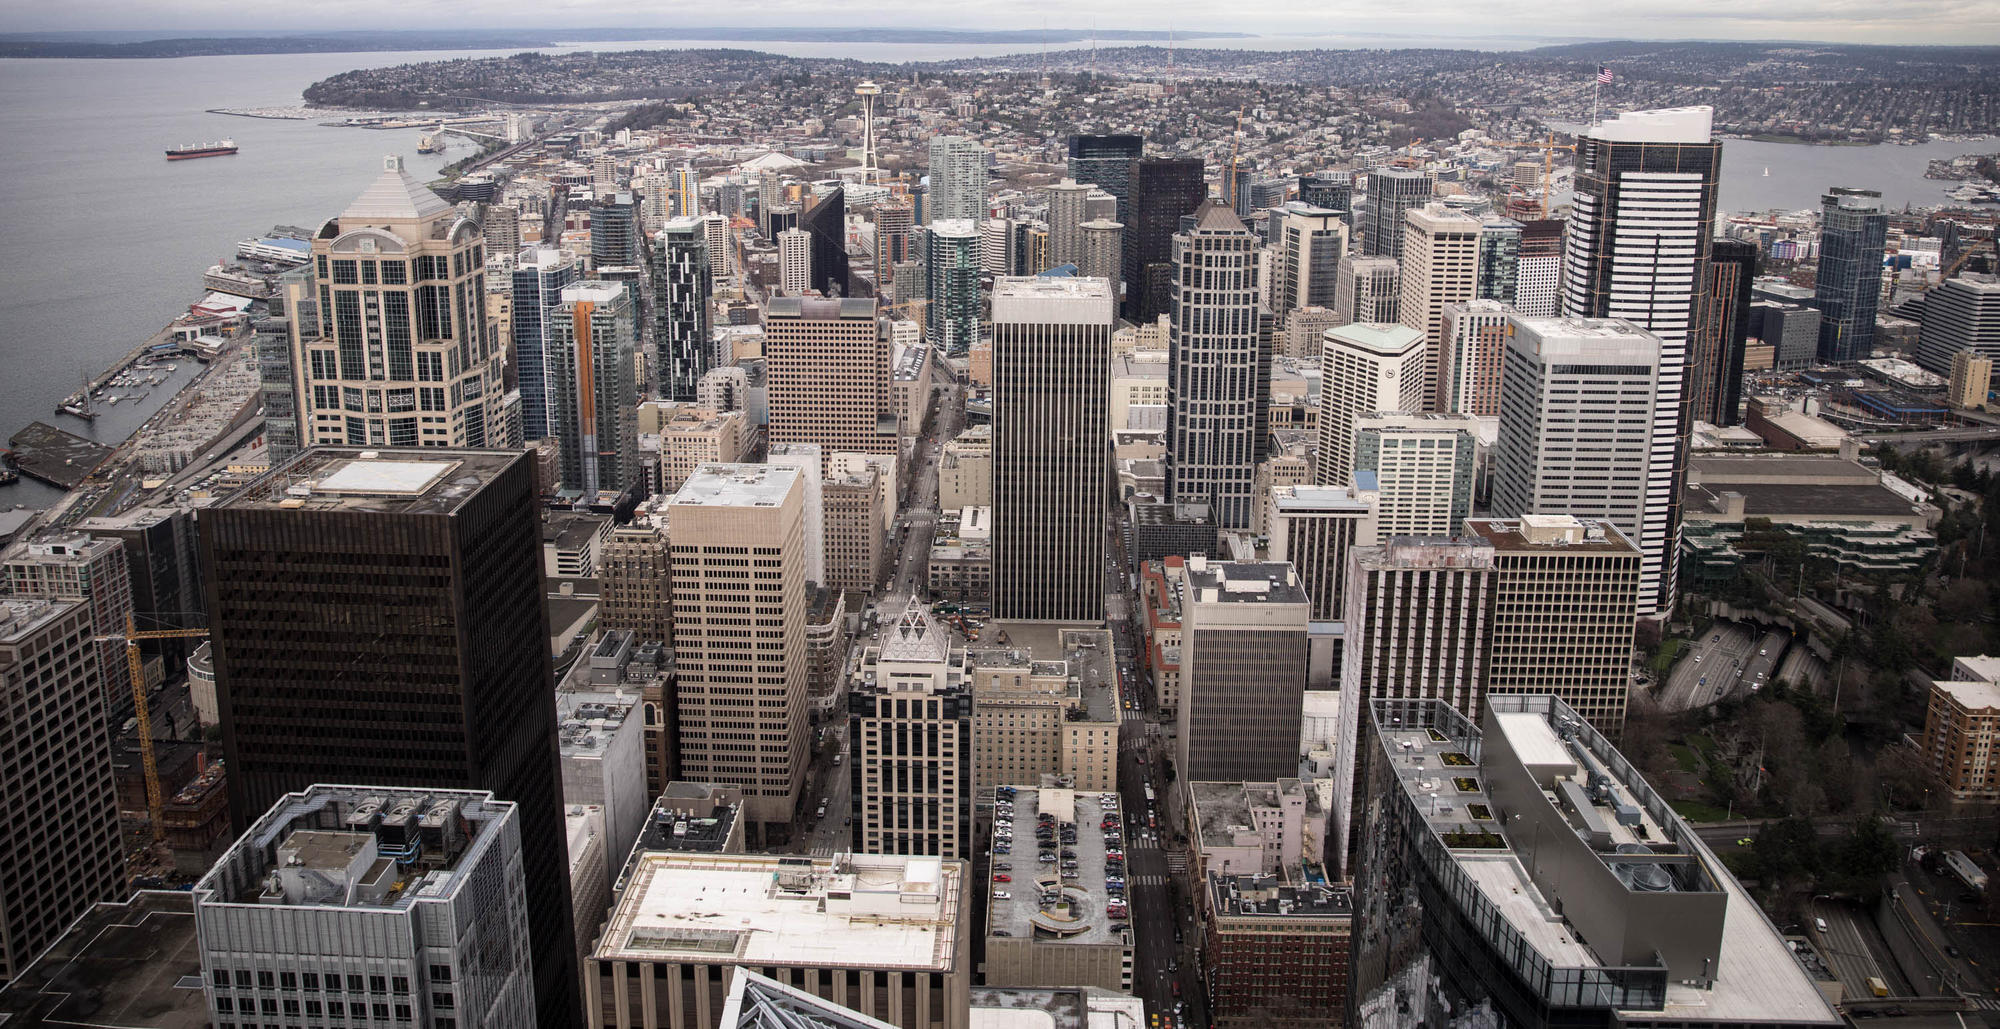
[1597,65,1615,84]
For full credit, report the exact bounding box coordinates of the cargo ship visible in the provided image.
[165,139,238,160]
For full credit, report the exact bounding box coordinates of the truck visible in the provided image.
[1945,850,1989,894]
[1866,975,1888,998]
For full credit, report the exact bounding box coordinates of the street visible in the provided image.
[1657,621,1795,712]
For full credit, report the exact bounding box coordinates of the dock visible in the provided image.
[7,422,116,490]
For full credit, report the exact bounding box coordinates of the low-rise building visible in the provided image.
[1138,558,1187,714]
[983,786,1133,994]
[928,507,992,603]
[588,852,970,1029]
[545,512,613,579]
[826,466,888,593]
[969,624,1121,801]
[938,426,992,514]
[1188,778,1329,880]
[807,587,851,724]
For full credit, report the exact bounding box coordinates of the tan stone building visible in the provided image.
[765,296,895,470]
[824,466,887,594]
[654,405,746,494]
[1399,204,1482,412]
[849,604,973,858]
[969,624,1120,801]
[937,425,992,514]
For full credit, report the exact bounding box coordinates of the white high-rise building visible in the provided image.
[1042,180,1093,268]
[1313,323,1426,490]
[700,212,732,276]
[766,443,827,586]
[1333,255,1399,326]
[778,227,812,296]
[1490,315,1665,614]
[1562,106,1722,614]
[1273,207,1348,318]
[1353,411,1479,538]
[1399,204,1482,411]
[927,135,988,224]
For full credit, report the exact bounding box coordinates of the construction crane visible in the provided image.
[1493,134,1578,218]
[97,616,209,843]
[1927,235,1998,288]
[1226,104,1247,210]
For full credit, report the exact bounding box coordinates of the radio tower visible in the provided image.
[855,80,882,181]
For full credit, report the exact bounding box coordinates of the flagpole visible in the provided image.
[1591,72,1601,129]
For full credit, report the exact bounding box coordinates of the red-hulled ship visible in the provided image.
[166,139,238,160]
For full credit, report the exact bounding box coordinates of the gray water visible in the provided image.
[0,39,1989,507]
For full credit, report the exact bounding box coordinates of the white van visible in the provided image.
[1815,917,1829,934]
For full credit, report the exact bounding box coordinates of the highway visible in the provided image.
[1657,621,1797,712]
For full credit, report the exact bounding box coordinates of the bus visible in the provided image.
[1945,850,1989,895]
[1866,976,1888,998]
[1143,784,1156,805]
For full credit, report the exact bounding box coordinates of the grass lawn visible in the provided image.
[1688,733,1720,767]
[1671,799,1731,823]
[1668,743,1701,775]
[1651,638,1687,673]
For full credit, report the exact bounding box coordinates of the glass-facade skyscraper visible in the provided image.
[1066,133,1144,225]
[512,247,578,439]
[1362,167,1432,260]
[1125,156,1208,322]
[1815,186,1888,364]
[652,217,713,402]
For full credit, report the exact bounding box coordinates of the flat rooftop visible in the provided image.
[598,853,963,971]
[670,463,799,508]
[221,448,520,516]
[0,596,80,643]
[1465,516,1639,554]
[0,891,208,1028]
[1206,872,1352,921]
[1184,561,1310,605]
[1325,322,1423,355]
[969,623,1119,722]
[1189,780,1322,852]
[1936,679,2000,712]
[986,787,1129,948]
[1684,482,1920,520]
[1272,485,1376,515]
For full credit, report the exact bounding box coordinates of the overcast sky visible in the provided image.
[12,0,2000,46]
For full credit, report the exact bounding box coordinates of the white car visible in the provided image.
[992,890,1010,899]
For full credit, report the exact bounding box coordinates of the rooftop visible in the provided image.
[671,463,799,509]
[1184,559,1309,605]
[1937,679,2000,712]
[765,296,878,320]
[719,969,899,1029]
[986,787,1130,948]
[220,448,521,516]
[1325,321,1424,356]
[1206,872,1352,921]
[1189,779,1324,851]
[339,155,453,223]
[1271,484,1377,515]
[0,891,208,1028]
[597,852,964,971]
[1464,516,1639,554]
[1587,105,1714,145]
[0,596,80,643]
[967,987,1145,1029]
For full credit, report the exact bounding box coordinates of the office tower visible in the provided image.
[1079,219,1123,286]
[1476,216,1523,303]
[801,187,851,297]
[1266,484,1380,623]
[927,136,987,224]
[201,448,575,1025]
[1399,204,1483,411]
[778,227,812,296]
[700,212,731,276]
[1750,301,1821,371]
[823,466,885,592]
[653,218,714,402]
[979,217,1016,275]
[668,464,809,842]
[194,786,534,1028]
[1330,536,1497,870]
[1468,515,1641,734]
[848,602,972,858]
[3,533,134,711]
[294,156,502,449]
[264,269,307,464]
[925,220,981,353]
[511,248,579,440]
[544,282,639,497]
[1361,168,1431,260]
[1125,157,1208,322]
[1354,412,1478,538]
[1066,133,1144,225]
[766,443,827,585]
[1167,203,1264,530]
[1248,177,1292,213]
[1439,298,1511,416]
[757,171,782,236]
[1273,207,1348,316]
[1351,696,1844,1029]
[1564,107,1722,614]
[1916,275,2000,376]
[873,199,914,289]
[1313,323,1426,489]
[483,203,521,253]
[1175,559,1311,783]
[1816,186,1888,363]
[1515,217,1565,316]
[764,297,893,466]
[656,406,746,493]
[670,162,700,219]
[0,597,122,985]
[1952,349,1994,409]
[1226,164,1253,217]
[991,277,1113,622]
[1688,239,1756,426]
[75,505,205,646]
[1333,256,1399,326]
[588,852,970,1029]
[1491,316,1665,615]
[591,191,640,269]
[599,519,672,645]
[1042,179,1093,268]
[715,180,745,219]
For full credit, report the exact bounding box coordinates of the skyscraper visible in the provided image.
[1042,180,1093,269]
[1273,207,1348,317]
[1079,219,1123,286]
[293,156,503,449]
[800,187,851,297]
[1816,186,1888,364]
[652,218,713,402]
[3,533,135,712]
[1490,316,1664,616]
[0,597,124,985]
[1333,256,1399,326]
[1361,168,1431,260]
[927,136,988,224]
[1125,157,1208,322]
[701,212,732,276]
[1915,274,2000,376]
[1563,106,1722,614]
[1066,133,1144,225]
[1266,484,1380,623]
[590,191,640,269]
[1353,412,1479,538]
[778,227,812,296]
[668,464,809,842]
[1475,216,1523,304]
[1515,218,1565,317]
[991,277,1113,622]
[1399,204,1483,410]
[1439,298,1512,417]
[1688,239,1756,426]
[201,447,576,1025]
[1313,323,1426,489]
[763,297,893,467]
[1168,203,1264,530]
[874,200,914,291]
[925,220,981,353]
[545,281,640,497]
[512,247,579,439]
[847,602,972,858]
[1176,559,1311,783]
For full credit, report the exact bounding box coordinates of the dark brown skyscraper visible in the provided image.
[201,447,577,1027]
[1689,239,1757,426]
[1124,156,1207,322]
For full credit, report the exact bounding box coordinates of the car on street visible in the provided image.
[993,874,1011,882]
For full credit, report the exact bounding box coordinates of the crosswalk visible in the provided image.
[1166,853,1188,875]
[1970,996,2000,1012]
[1126,873,1170,887]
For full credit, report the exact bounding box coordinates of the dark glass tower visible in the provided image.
[1362,168,1431,260]
[511,248,578,440]
[589,191,640,268]
[651,219,713,402]
[1689,239,1756,427]
[201,448,577,1027]
[1815,186,1888,364]
[1066,133,1144,225]
[800,187,851,298]
[1299,174,1353,220]
[1124,157,1208,322]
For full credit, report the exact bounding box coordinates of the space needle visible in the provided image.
[855,80,882,181]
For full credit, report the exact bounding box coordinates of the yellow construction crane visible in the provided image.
[1925,236,1998,289]
[97,616,209,843]
[1493,134,1578,218]
[1227,104,1247,209]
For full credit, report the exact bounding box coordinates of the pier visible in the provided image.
[7,423,116,490]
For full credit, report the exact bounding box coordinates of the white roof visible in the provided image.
[1588,106,1714,145]
[341,156,452,222]
[316,458,453,496]
[738,151,806,173]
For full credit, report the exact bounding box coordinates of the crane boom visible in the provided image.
[98,616,210,843]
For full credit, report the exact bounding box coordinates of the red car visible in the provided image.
[993,874,1011,882]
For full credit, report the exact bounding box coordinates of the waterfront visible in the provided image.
[0,41,1991,509]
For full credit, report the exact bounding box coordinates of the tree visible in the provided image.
[1751,816,1822,892]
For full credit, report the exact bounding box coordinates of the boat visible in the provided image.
[166,139,238,160]
[1761,167,1770,177]
[417,133,440,154]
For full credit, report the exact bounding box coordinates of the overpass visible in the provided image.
[1863,425,2000,451]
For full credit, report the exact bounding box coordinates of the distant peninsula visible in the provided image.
[0,27,1254,59]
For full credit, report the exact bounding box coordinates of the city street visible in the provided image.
[1657,621,1798,711]
[889,384,964,596]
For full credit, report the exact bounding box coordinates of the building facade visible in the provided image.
[848,604,972,858]
[1176,560,1312,783]
[1399,205,1482,411]
[764,297,894,467]
[1168,203,1266,530]
[545,281,640,497]
[653,218,714,402]
[1314,323,1427,490]
[924,221,981,354]
[1125,157,1208,322]
[1353,412,1478,539]
[1815,187,1888,364]
[1266,485,1380,623]
[1334,256,1400,327]
[512,247,579,439]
